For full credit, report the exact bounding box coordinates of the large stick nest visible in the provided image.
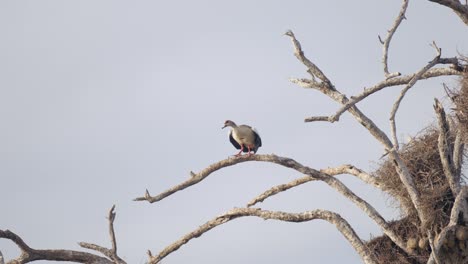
[367,217,428,264]
[376,128,455,230]
[365,73,468,263]
[368,128,456,263]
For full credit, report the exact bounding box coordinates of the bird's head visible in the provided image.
[222,120,236,129]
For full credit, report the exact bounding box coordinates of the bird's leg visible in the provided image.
[235,145,244,157]
[247,145,252,156]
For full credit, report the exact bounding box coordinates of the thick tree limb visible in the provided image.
[134,154,329,203]
[147,208,377,264]
[381,0,408,78]
[428,0,468,25]
[0,206,125,264]
[453,127,465,177]
[434,99,460,195]
[0,229,113,264]
[389,42,442,149]
[449,186,468,225]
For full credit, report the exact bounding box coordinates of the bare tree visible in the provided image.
[134,1,467,263]
[1,0,467,263]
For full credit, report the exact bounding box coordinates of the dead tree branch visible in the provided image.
[453,127,465,177]
[321,164,381,187]
[136,154,407,254]
[380,0,408,78]
[79,205,125,264]
[0,206,125,264]
[286,30,429,227]
[284,30,335,90]
[247,164,380,207]
[434,99,460,195]
[246,175,311,207]
[0,229,113,264]
[428,0,468,25]
[298,67,461,123]
[147,208,377,264]
[389,42,442,149]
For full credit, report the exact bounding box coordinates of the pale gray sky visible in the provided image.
[0,1,467,263]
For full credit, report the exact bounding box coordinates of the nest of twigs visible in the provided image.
[368,127,456,263]
[364,60,467,263]
[376,128,454,231]
[367,217,429,264]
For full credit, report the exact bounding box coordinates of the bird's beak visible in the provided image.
[222,125,227,129]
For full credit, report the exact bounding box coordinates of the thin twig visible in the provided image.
[246,175,312,207]
[389,42,442,150]
[108,205,118,258]
[381,0,408,78]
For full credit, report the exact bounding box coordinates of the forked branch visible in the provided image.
[380,0,408,78]
[136,154,406,254]
[284,30,335,90]
[0,205,125,264]
[79,205,125,264]
[247,164,380,207]
[0,229,113,264]
[298,66,461,123]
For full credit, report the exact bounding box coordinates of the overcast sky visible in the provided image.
[1,1,467,263]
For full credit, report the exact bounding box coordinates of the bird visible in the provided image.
[222,120,262,156]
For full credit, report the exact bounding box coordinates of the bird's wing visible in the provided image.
[252,127,262,147]
[229,131,242,149]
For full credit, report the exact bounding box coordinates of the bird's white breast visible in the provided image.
[232,126,255,144]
